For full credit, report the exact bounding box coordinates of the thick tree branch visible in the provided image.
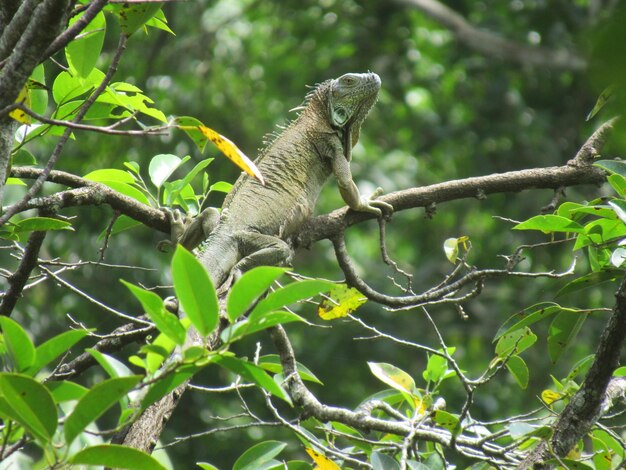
[9,166,169,233]
[395,0,587,71]
[0,227,47,316]
[0,0,71,110]
[298,163,605,247]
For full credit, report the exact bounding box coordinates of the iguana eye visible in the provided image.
[342,76,356,85]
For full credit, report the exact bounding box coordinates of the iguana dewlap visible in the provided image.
[182,72,391,287]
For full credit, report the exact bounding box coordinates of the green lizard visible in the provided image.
[177,72,392,287]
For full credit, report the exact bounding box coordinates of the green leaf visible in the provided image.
[548,311,589,363]
[608,174,626,197]
[587,85,615,120]
[494,302,566,340]
[46,381,88,402]
[175,116,209,152]
[227,266,288,322]
[252,279,334,317]
[98,83,167,122]
[495,327,537,357]
[122,280,186,345]
[506,355,529,389]
[115,3,163,35]
[0,317,35,372]
[433,410,460,435]
[14,217,73,233]
[84,168,136,184]
[140,364,200,410]
[26,329,89,376]
[0,373,57,443]
[87,349,134,379]
[70,444,167,470]
[609,200,626,224]
[566,355,595,382]
[13,148,37,166]
[215,356,291,404]
[422,354,448,384]
[513,215,584,233]
[197,464,220,470]
[221,310,303,342]
[65,376,141,444]
[233,441,287,470]
[171,245,218,336]
[102,181,151,205]
[371,452,400,470]
[52,70,97,104]
[65,11,106,77]
[368,362,415,395]
[257,355,323,384]
[557,269,621,297]
[99,215,142,239]
[149,154,187,188]
[210,181,233,194]
[29,64,48,115]
[595,159,626,177]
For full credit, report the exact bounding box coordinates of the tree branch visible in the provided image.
[520,274,626,468]
[298,163,606,248]
[395,0,587,70]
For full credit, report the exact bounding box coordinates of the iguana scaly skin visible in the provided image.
[189,72,391,287]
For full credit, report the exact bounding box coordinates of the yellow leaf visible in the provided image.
[443,235,470,263]
[305,448,341,470]
[541,389,562,405]
[9,86,31,124]
[180,125,264,184]
[318,284,366,320]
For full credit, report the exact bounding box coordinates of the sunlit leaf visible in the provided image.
[368,362,415,395]
[318,284,366,320]
[541,389,563,405]
[9,85,30,124]
[305,448,341,470]
[443,236,469,263]
[178,124,264,184]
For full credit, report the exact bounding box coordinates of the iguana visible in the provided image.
[177,72,392,287]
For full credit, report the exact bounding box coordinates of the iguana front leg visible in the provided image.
[327,137,393,217]
[163,207,221,251]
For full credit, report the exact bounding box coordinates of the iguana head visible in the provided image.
[327,72,381,132]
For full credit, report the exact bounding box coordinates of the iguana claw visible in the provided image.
[358,187,393,219]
